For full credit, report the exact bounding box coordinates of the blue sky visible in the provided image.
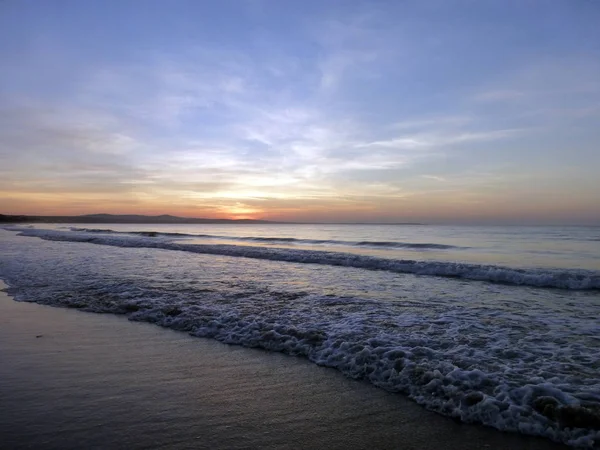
[1,0,599,224]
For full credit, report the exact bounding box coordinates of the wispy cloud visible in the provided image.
[473,90,526,103]
[421,175,446,182]
[359,129,520,150]
[310,13,392,92]
[471,57,600,112]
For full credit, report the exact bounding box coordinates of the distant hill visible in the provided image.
[0,213,424,225]
[0,213,278,224]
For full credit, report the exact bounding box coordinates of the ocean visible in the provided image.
[1,224,599,447]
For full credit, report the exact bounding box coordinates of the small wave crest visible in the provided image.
[10,228,600,290]
[68,227,463,250]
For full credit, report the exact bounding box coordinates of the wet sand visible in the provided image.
[0,282,567,450]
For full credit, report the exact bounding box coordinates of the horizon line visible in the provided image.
[1,213,598,227]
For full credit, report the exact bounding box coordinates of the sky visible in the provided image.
[1,0,599,224]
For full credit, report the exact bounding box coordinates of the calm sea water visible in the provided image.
[1,224,599,447]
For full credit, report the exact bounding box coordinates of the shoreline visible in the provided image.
[0,281,570,450]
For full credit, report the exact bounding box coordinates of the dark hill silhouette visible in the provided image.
[0,214,278,224]
[0,213,424,225]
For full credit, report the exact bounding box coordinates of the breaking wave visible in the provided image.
[10,227,600,290]
[68,227,463,250]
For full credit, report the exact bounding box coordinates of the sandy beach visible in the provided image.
[0,282,568,450]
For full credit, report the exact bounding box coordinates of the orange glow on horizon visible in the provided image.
[2,188,600,225]
[218,203,264,220]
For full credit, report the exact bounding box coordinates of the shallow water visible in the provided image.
[0,225,599,447]
[61,223,600,270]
[0,285,567,450]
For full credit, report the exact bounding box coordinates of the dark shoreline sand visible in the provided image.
[0,282,567,450]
